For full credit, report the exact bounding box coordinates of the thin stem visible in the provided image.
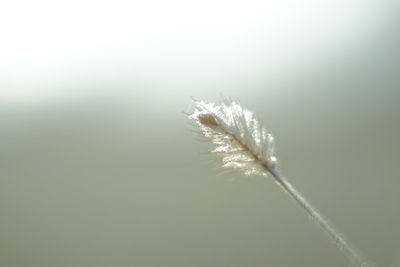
[266,166,368,267]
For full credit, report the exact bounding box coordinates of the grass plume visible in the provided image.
[188,97,370,267]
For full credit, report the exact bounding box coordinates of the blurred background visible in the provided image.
[1,0,399,266]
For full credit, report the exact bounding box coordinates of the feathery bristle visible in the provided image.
[188,97,369,267]
[189,99,277,176]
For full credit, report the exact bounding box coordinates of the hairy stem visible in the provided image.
[266,166,367,267]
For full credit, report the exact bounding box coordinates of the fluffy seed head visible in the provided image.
[189,99,277,176]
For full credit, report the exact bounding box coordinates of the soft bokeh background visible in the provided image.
[1,0,399,266]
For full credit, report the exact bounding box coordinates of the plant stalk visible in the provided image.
[267,166,368,267]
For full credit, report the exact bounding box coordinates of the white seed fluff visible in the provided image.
[188,98,370,267]
[189,99,277,176]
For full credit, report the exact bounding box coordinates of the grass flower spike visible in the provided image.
[189,99,277,176]
[188,98,370,267]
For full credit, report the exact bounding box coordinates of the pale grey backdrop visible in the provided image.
[1,1,399,266]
